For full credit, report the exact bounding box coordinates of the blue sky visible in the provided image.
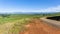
[0,0,60,13]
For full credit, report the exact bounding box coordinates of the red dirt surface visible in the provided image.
[19,19,60,34]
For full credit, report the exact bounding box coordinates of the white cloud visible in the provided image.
[0,5,60,13]
[30,5,60,13]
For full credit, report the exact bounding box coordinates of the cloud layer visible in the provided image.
[0,5,60,13]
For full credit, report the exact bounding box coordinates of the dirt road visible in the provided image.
[19,19,60,34]
[40,18,60,28]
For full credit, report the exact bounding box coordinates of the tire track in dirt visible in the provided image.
[19,19,60,34]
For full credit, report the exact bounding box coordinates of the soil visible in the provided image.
[19,19,60,34]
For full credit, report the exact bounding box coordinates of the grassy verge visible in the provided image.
[9,18,31,34]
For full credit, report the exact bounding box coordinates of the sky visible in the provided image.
[0,0,60,13]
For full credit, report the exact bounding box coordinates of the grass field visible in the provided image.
[0,12,60,34]
[0,14,42,34]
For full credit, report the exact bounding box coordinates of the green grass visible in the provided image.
[9,18,29,34]
[0,14,42,34]
[0,14,42,24]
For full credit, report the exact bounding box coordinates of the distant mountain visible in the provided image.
[0,11,60,14]
[13,12,60,14]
